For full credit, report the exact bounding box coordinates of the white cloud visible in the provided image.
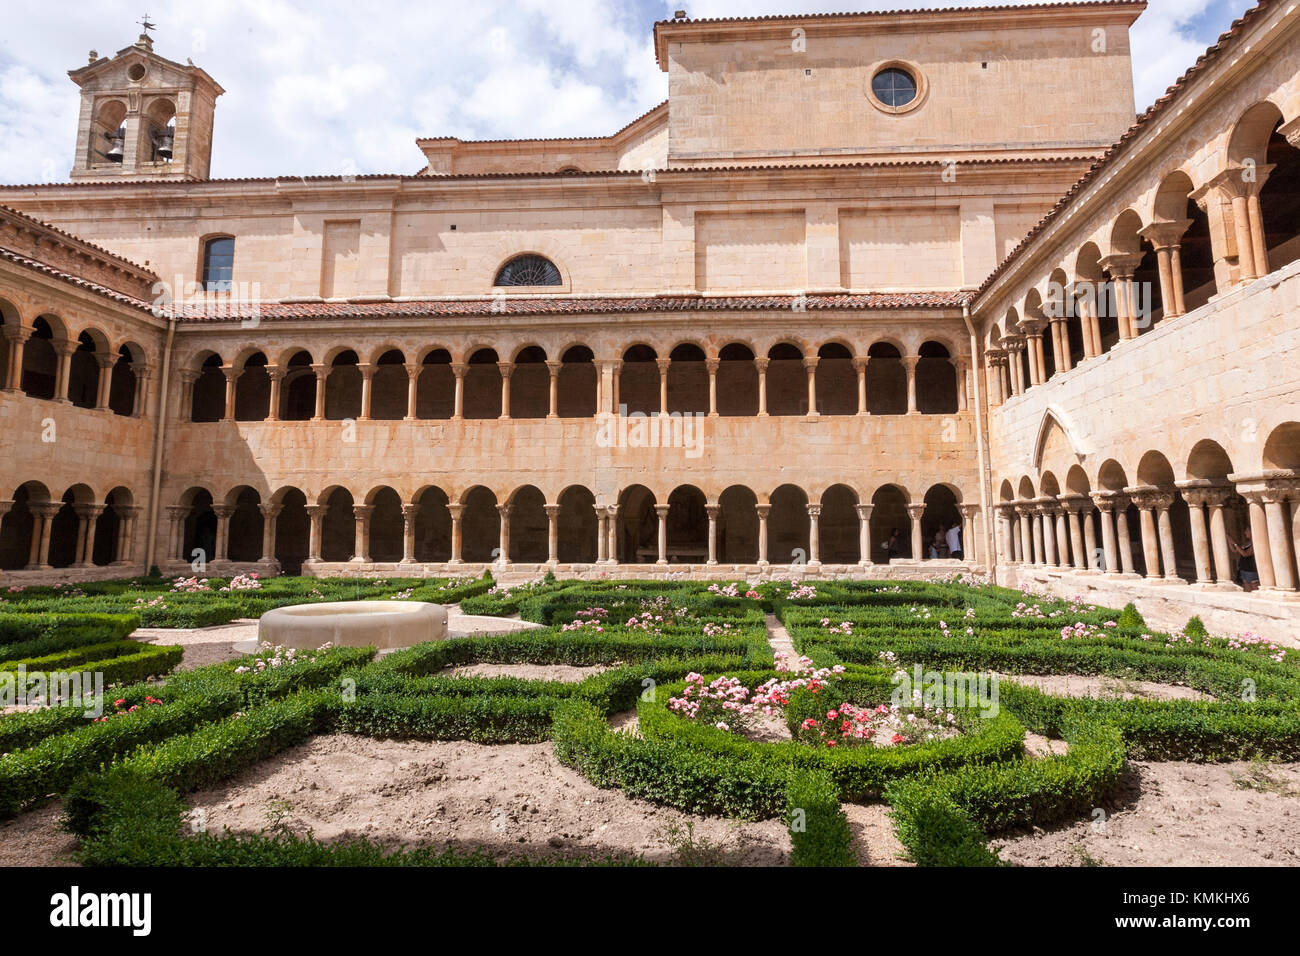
[0,0,1252,184]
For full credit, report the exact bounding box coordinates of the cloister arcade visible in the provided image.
[983,99,1300,404]
[179,337,970,424]
[0,482,140,572]
[112,479,983,575]
[993,423,1300,595]
[0,300,149,416]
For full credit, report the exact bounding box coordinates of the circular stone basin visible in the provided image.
[258,601,448,651]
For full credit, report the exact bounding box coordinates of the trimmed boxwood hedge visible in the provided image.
[0,574,1290,867]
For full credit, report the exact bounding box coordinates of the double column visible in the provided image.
[1125,486,1185,584]
[1231,475,1300,595]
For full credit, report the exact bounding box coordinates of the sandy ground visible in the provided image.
[439,662,608,682]
[133,619,256,670]
[186,733,791,865]
[992,759,1300,866]
[0,802,79,867]
[845,802,912,866]
[998,673,1214,702]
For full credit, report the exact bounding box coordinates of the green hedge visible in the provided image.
[0,613,139,661]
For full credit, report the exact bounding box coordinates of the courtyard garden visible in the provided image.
[1,571,1298,867]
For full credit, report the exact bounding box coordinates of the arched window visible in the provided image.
[201,237,235,292]
[494,254,561,287]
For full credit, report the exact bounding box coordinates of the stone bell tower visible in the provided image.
[68,23,224,181]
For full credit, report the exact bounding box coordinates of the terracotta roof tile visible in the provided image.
[175,291,972,323]
[974,0,1274,300]
[0,247,155,314]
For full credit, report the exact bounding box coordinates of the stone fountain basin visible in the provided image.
[258,600,448,651]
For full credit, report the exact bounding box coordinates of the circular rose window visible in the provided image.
[868,62,926,115]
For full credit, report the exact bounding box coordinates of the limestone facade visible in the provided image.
[2,2,1299,640]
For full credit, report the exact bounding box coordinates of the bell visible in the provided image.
[105,130,124,162]
[155,129,174,161]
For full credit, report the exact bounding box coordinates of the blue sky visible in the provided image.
[0,0,1259,183]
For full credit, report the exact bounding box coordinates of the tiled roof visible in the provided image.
[973,0,1274,301]
[0,203,155,276]
[416,101,668,148]
[0,154,1091,190]
[176,291,972,323]
[0,247,155,314]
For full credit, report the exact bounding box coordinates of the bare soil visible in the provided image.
[438,663,607,682]
[991,759,1300,866]
[0,802,79,867]
[185,733,793,865]
[998,673,1213,702]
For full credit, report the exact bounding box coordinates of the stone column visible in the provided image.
[706,504,720,565]
[114,506,140,565]
[213,504,234,563]
[806,504,821,567]
[266,367,284,422]
[1185,489,1211,587]
[985,352,1005,406]
[1081,503,1099,571]
[1017,503,1034,566]
[996,505,1014,564]
[856,503,873,566]
[1128,490,1163,581]
[756,504,771,567]
[1030,507,1045,565]
[496,503,511,565]
[166,505,186,562]
[311,365,328,421]
[497,362,514,421]
[606,506,619,565]
[1205,491,1234,585]
[1114,497,1137,576]
[304,505,324,564]
[258,503,281,566]
[1060,496,1085,570]
[1092,495,1118,575]
[1,325,29,392]
[1055,508,1071,567]
[596,510,608,563]
[546,362,561,419]
[29,502,59,570]
[52,340,76,402]
[400,504,418,564]
[451,364,467,420]
[954,357,969,411]
[654,504,670,565]
[754,358,769,417]
[959,503,979,563]
[405,364,420,420]
[610,362,621,414]
[906,503,925,561]
[803,357,819,417]
[705,359,719,418]
[853,357,868,415]
[96,356,119,410]
[351,504,372,563]
[132,367,151,419]
[1005,338,1024,396]
[73,504,103,567]
[656,359,670,417]
[1154,492,1185,583]
[177,370,198,421]
[1242,492,1275,588]
[1038,501,1058,568]
[221,365,237,421]
[1262,490,1297,592]
[544,504,560,565]
[356,363,375,420]
[902,356,919,413]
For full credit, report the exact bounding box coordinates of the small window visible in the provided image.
[202,237,234,292]
[494,254,561,287]
[872,67,917,109]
